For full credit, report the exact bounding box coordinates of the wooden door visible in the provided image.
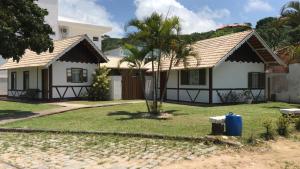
[41,69,48,99]
[122,70,143,100]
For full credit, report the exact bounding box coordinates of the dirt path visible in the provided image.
[163,138,300,169]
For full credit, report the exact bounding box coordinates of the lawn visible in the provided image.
[67,99,143,105]
[0,101,59,121]
[1,102,299,139]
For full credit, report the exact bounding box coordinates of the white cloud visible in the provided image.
[244,0,273,12]
[134,0,230,34]
[59,0,123,37]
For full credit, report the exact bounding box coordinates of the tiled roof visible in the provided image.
[145,30,255,71]
[101,56,148,69]
[0,35,107,70]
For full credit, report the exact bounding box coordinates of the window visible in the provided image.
[67,68,88,83]
[11,72,17,90]
[93,37,99,42]
[23,71,29,90]
[181,69,206,85]
[248,72,265,89]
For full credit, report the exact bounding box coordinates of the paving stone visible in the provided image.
[0,132,216,169]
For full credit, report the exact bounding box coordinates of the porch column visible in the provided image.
[209,68,213,104]
[49,65,53,99]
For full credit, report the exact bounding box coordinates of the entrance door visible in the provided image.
[41,69,48,99]
[122,70,143,100]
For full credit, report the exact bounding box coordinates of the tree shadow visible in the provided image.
[107,110,182,121]
[0,110,37,121]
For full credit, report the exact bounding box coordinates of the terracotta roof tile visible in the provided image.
[0,35,85,69]
[145,30,254,71]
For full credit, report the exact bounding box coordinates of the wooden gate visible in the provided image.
[121,70,143,100]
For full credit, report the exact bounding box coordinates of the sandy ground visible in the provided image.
[163,138,300,169]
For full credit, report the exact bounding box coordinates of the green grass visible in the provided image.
[66,99,143,105]
[2,102,299,139]
[0,101,59,120]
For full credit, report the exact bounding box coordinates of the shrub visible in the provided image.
[247,132,257,145]
[262,119,275,140]
[89,67,111,100]
[276,116,291,137]
[221,91,241,103]
[295,118,300,131]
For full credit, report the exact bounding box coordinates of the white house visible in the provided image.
[0,35,108,99]
[0,0,113,99]
[146,30,285,104]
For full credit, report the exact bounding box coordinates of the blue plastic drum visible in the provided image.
[225,113,242,136]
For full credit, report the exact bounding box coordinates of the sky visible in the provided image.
[58,0,291,38]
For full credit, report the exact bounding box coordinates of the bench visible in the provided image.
[209,116,226,135]
[280,109,300,117]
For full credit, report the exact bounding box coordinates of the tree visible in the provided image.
[159,39,197,105]
[281,1,300,26]
[280,1,300,60]
[255,17,288,50]
[126,13,183,114]
[89,67,111,100]
[0,0,54,61]
[119,44,151,112]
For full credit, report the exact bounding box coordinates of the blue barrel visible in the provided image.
[225,113,242,136]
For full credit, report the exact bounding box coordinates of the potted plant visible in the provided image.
[243,90,253,104]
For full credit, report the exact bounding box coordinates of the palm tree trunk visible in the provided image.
[154,50,162,114]
[138,70,151,113]
[151,51,157,114]
[160,54,174,105]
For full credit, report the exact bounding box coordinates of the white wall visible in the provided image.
[212,61,265,103]
[36,0,59,40]
[109,76,122,100]
[0,70,7,95]
[51,61,97,99]
[7,67,43,97]
[269,63,300,103]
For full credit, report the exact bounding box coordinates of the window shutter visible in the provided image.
[83,69,88,82]
[248,72,253,89]
[259,73,266,89]
[181,70,189,85]
[66,69,72,82]
[199,69,206,85]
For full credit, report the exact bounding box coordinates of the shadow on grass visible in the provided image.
[107,110,182,121]
[0,110,37,121]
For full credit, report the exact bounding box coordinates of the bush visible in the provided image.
[89,67,111,100]
[295,118,300,131]
[276,116,291,137]
[262,119,275,140]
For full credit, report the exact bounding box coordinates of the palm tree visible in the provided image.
[159,39,197,105]
[280,1,300,61]
[119,44,151,113]
[126,13,181,114]
[281,1,300,26]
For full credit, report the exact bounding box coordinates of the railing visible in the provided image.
[51,85,91,99]
[159,87,265,104]
[8,89,41,99]
[213,88,265,103]
[161,88,209,103]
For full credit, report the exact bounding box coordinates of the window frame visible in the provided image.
[180,69,206,86]
[11,72,17,90]
[66,68,88,83]
[23,71,30,90]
